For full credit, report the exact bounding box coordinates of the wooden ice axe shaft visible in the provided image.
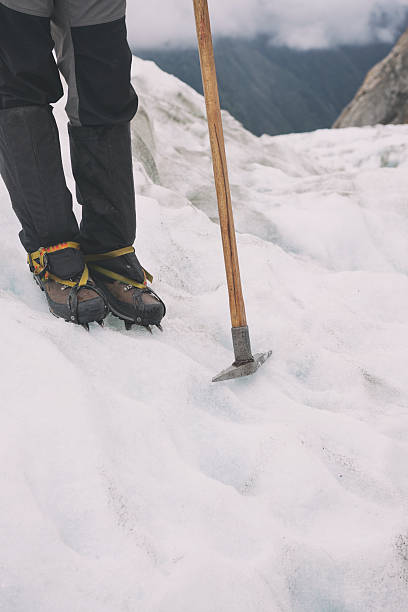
[193,0,272,382]
[193,0,247,330]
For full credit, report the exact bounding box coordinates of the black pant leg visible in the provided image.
[68,122,137,253]
[52,4,139,253]
[0,105,80,251]
[0,3,79,252]
[0,1,61,109]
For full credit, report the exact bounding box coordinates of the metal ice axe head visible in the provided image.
[212,326,272,383]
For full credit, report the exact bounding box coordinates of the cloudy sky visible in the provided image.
[127,0,408,50]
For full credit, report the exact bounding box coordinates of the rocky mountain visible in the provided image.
[334,29,408,128]
[134,37,393,136]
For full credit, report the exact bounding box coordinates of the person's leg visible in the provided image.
[0,1,80,252]
[51,0,139,255]
[50,0,165,329]
[0,1,107,326]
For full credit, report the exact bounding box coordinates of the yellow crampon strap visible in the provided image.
[85,246,153,290]
[28,241,89,287]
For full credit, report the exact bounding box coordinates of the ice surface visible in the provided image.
[1,57,408,611]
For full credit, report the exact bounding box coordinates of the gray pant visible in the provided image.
[0,0,126,22]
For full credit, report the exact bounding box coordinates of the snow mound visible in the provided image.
[1,57,408,611]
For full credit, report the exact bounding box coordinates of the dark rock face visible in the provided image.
[134,38,392,136]
[334,30,408,128]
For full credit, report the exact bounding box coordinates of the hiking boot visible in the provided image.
[85,247,166,331]
[29,242,108,328]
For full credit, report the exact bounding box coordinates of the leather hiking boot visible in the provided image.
[85,246,166,331]
[29,242,108,328]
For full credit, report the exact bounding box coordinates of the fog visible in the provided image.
[127,0,408,49]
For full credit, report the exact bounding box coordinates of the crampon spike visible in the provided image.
[155,324,163,332]
[97,320,105,328]
[81,322,90,332]
[124,320,133,331]
[144,325,153,334]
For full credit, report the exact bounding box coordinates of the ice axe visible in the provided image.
[193,0,272,382]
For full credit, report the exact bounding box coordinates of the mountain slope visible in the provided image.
[135,38,393,135]
[334,29,408,128]
[1,57,408,611]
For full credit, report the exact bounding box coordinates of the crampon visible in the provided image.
[28,242,108,330]
[85,246,166,333]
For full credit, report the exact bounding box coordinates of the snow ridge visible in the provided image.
[1,57,408,611]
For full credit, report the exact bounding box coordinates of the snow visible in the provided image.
[1,56,408,611]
